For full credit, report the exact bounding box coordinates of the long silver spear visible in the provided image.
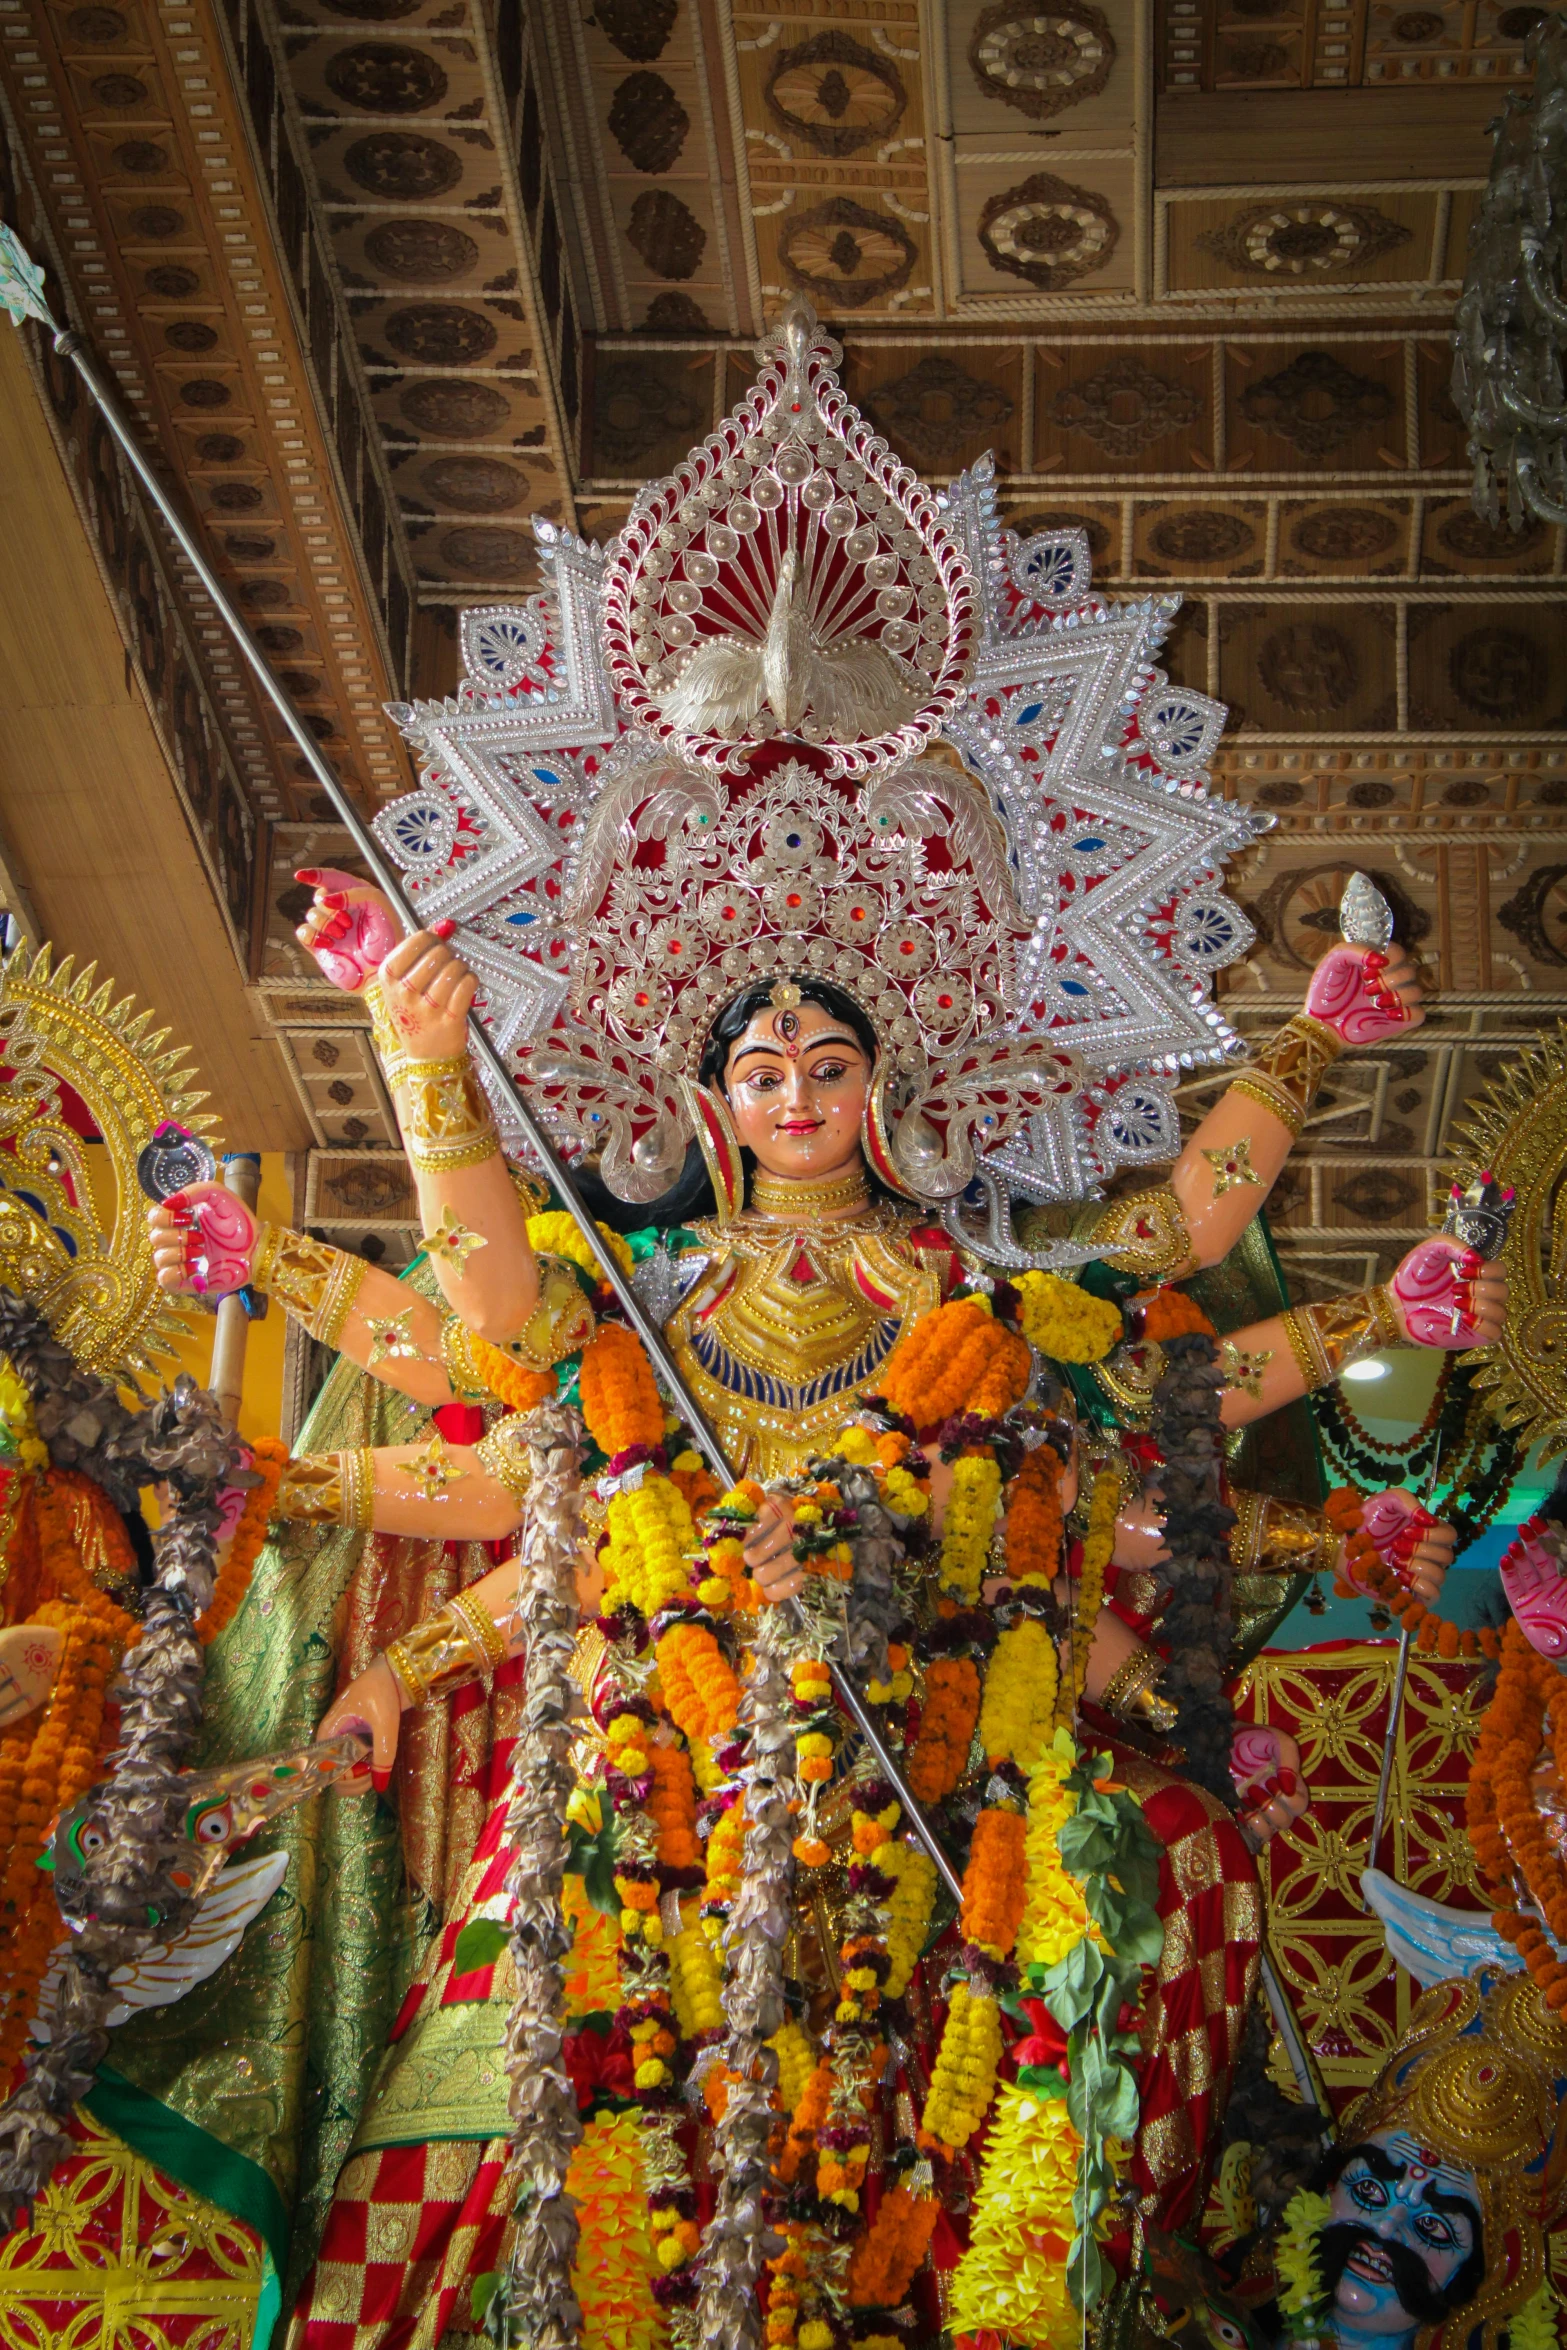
[0,231,968,1899]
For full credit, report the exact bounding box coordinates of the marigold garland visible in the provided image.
[921,1979,1004,2154]
[579,1322,666,1457]
[465,1336,556,1415]
[198,1436,288,1644]
[979,1617,1059,1775]
[656,1617,741,1748]
[1004,1444,1062,1586]
[643,1740,700,1871]
[949,2085,1083,2349]
[526,1211,635,1284]
[0,1475,139,2074]
[1011,1272,1123,1365]
[602,1480,698,1617]
[845,2182,939,2309]
[880,1299,1031,1429]
[959,1803,1029,1958]
[906,1654,982,1805]
[1133,1289,1216,1343]
[938,1453,1002,1600]
[1017,1739,1094,1972]
[881,1838,937,1999]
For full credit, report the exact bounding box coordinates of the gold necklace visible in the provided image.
[749,1164,871,1222]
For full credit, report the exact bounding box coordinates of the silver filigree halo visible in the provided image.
[378,303,1267,1219]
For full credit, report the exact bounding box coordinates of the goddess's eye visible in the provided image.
[810,1061,850,1084]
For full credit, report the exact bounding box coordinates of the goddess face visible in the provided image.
[1320,2129,1481,2342]
[720,999,871,1184]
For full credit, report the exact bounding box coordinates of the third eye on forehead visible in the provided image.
[730,1028,861,1070]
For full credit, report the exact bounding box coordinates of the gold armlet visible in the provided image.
[1231,1012,1344,1140]
[474,1418,533,1506]
[1281,1287,1401,1392]
[395,1053,500,1175]
[383,1597,499,1707]
[275,1447,376,1529]
[251,1224,367,1346]
[1078,1185,1195,1284]
[1100,1651,1178,1732]
[441,1315,492,1402]
[495,1257,597,1371]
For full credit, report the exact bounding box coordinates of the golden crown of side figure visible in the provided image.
[1340,1966,1567,2350]
[0,943,216,1380]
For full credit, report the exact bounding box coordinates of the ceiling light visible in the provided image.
[1342,1359,1390,1383]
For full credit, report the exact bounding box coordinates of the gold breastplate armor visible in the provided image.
[665,1205,943,1479]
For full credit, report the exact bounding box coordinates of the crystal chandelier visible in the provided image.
[1452,14,1567,527]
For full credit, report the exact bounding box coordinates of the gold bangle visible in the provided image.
[275,1453,344,1525]
[450,1589,508,1673]
[1287,1288,1398,1389]
[1279,1307,1333,1392]
[408,1133,501,1175]
[1228,1073,1305,1141]
[1370,1285,1403,1350]
[250,1224,367,1344]
[384,1639,422,1707]
[1228,1490,1267,1573]
[474,1417,533,1506]
[340,1446,377,1532]
[382,1600,493,1708]
[364,972,401,1065]
[1099,1651,1162,1721]
[1235,1011,1343,1138]
[394,1052,499,1175]
[317,1252,369,1349]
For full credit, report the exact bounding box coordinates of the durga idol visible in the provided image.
[125,306,1501,2350]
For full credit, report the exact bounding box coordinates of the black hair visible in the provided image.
[572,976,881,1234]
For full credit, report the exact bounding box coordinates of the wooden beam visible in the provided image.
[1156,85,1504,186]
[0,327,311,1151]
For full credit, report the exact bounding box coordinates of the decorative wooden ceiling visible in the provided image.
[0,0,1562,1265]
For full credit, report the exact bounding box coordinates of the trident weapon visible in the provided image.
[0,231,970,1900]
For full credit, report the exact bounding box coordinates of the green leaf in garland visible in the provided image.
[1044,1935,1105,2028]
[566,1812,622,1919]
[451,1917,509,1974]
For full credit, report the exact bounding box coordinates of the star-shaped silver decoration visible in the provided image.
[423,1208,487,1273]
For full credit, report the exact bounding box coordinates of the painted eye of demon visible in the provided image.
[189,1800,234,1846]
[70,1816,107,1861]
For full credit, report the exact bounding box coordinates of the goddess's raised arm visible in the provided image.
[1079,938,1425,1283]
[294,871,544,1343]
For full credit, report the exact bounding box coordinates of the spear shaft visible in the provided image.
[20,299,963,1896]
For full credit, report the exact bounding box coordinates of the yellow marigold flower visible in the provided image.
[526,1210,635,1280]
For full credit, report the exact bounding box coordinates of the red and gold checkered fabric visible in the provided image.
[288,2137,510,2350]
